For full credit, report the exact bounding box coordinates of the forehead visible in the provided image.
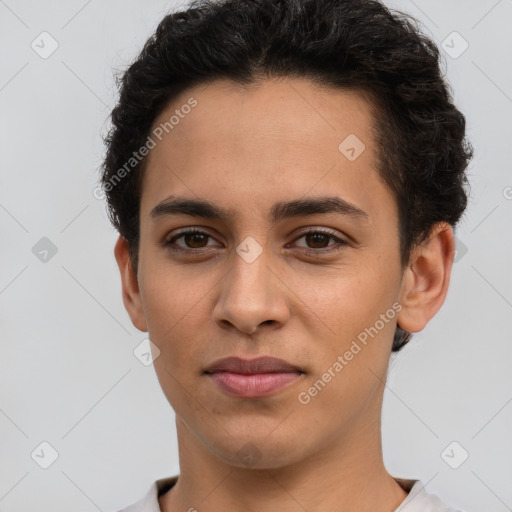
[148,77,378,156]
[139,77,394,227]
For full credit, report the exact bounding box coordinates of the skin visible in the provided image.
[114,77,455,512]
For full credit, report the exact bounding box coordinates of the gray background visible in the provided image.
[1,0,511,510]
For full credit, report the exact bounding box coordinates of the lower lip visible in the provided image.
[208,371,302,397]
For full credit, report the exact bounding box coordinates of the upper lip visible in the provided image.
[204,356,304,375]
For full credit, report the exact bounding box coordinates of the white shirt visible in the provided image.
[116,475,464,512]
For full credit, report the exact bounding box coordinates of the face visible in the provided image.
[120,77,413,469]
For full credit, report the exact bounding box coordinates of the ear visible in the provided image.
[397,222,455,334]
[114,235,148,332]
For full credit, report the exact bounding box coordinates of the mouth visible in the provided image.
[204,356,305,398]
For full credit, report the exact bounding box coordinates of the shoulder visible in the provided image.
[115,475,463,512]
[114,475,179,512]
[394,478,465,512]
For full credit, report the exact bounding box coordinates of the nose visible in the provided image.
[212,246,291,335]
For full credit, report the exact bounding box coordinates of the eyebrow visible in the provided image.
[150,195,369,223]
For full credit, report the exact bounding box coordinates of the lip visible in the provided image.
[204,356,303,374]
[204,356,305,398]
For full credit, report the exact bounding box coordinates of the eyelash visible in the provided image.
[164,227,348,256]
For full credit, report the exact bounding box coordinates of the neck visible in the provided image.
[159,395,408,512]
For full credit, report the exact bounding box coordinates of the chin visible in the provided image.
[206,430,309,470]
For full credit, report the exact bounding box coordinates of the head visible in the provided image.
[102,0,472,469]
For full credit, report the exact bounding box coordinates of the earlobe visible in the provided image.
[397,222,455,334]
[113,236,148,332]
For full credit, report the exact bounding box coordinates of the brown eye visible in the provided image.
[183,232,209,248]
[166,228,221,251]
[291,228,348,255]
[304,232,331,249]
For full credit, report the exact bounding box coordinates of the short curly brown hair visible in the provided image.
[100,0,473,351]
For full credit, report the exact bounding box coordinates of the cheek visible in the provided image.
[139,253,211,320]
[298,260,397,337]
[293,267,397,422]
[137,260,214,360]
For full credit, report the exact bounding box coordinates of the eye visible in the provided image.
[164,226,349,256]
[165,228,221,252]
[289,227,348,254]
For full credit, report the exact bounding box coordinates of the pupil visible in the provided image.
[186,233,207,248]
[307,233,328,248]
